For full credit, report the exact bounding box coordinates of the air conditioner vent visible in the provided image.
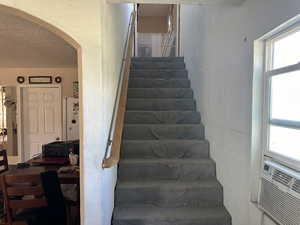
[292,179,300,194]
[260,178,300,225]
[273,169,293,187]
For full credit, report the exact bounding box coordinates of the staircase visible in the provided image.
[112,57,231,225]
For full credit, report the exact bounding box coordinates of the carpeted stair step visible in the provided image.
[118,159,215,181]
[121,140,209,159]
[113,206,231,225]
[125,111,201,124]
[126,99,196,111]
[127,88,193,98]
[123,124,205,140]
[131,61,185,70]
[131,57,184,62]
[129,78,190,88]
[115,180,223,208]
[130,69,188,79]
[113,57,232,225]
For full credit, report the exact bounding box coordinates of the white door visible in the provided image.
[22,87,61,160]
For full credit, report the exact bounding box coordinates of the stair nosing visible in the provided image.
[128,87,192,90]
[130,69,187,71]
[127,98,195,100]
[126,111,198,113]
[130,78,189,80]
[125,110,198,112]
[124,124,202,126]
[122,139,208,142]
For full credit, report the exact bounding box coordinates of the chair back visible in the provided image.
[1,174,47,225]
[0,150,8,174]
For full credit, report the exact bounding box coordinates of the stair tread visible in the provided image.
[127,88,193,98]
[114,205,230,220]
[126,110,198,112]
[128,88,192,90]
[121,139,209,159]
[130,69,187,71]
[132,57,184,61]
[127,98,194,100]
[122,139,208,143]
[117,179,221,189]
[129,78,190,88]
[126,98,196,111]
[124,124,202,127]
[119,158,214,164]
[130,78,188,81]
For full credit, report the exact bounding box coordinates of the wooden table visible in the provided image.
[5,165,79,185]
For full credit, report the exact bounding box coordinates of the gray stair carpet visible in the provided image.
[113,57,231,225]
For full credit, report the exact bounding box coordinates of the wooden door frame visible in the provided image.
[134,4,181,57]
[17,84,62,163]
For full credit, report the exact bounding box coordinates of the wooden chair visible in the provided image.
[1,174,47,225]
[0,149,9,225]
[0,149,8,174]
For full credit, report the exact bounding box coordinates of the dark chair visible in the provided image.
[1,172,68,225]
[0,149,8,174]
[0,149,9,225]
[1,174,47,225]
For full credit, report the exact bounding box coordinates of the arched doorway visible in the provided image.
[0,5,82,224]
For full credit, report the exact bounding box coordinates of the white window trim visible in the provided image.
[250,14,300,204]
[262,24,300,171]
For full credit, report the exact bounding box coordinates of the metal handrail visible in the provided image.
[162,30,175,56]
[102,11,136,168]
[161,6,176,57]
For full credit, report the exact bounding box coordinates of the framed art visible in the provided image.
[28,76,52,84]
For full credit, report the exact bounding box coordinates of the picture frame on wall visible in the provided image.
[28,76,52,84]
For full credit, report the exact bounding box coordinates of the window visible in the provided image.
[264,24,300,166]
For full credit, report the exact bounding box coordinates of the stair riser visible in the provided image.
[123,125,205,140]
[125,111,201,124]
[127,88,193,99]
[130,70,188,79]
[132,57,184,62]
[118,161,216,181]
[115,186,223,208]
[129,79,190,88]
[121,141,209,159]
[132,62,185,70]
[126,99,196,111]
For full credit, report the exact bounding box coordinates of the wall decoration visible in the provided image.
[28,76,52,84]
[17,76,25,84]
[54,76,62,83]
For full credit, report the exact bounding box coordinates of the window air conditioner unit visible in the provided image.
[259,160,300,225]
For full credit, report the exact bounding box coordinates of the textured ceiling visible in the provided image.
[0,12,77,68]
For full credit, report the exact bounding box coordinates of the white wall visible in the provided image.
[181,1,300,225]
[0,1,133,225]
[100,3,133,225]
